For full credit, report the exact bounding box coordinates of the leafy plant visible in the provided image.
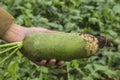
[0,0,120,80]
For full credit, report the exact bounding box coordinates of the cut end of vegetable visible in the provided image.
[17,41,23,49]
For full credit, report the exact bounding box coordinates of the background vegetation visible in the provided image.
[0,0,120,80]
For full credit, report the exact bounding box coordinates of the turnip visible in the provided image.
[0,32,112,64]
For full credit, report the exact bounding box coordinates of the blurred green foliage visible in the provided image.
[0,0,120,80]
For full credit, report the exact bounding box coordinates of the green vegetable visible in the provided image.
[0,32,100,63]
[21,33,99,61]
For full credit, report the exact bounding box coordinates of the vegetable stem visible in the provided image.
[0,42,20,48]
[0,48,18,64]
[17,41,23,49]
[0,46,17,55]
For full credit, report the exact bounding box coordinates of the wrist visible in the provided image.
[1,24,27,42]
[0,7,14,37]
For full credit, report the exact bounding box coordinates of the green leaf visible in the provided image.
[113,5,120,14]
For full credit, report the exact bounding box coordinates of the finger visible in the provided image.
[46,59,56,66]
[36,28,59,33]
[35,60,47,66]
[38,29,59,33]
[57,61,64,66]
[33,27,61,33]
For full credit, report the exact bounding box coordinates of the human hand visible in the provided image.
[1,24,64,66]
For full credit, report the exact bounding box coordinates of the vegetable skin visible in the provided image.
[21,33,99,61]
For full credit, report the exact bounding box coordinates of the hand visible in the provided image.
[1,24,64,66]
